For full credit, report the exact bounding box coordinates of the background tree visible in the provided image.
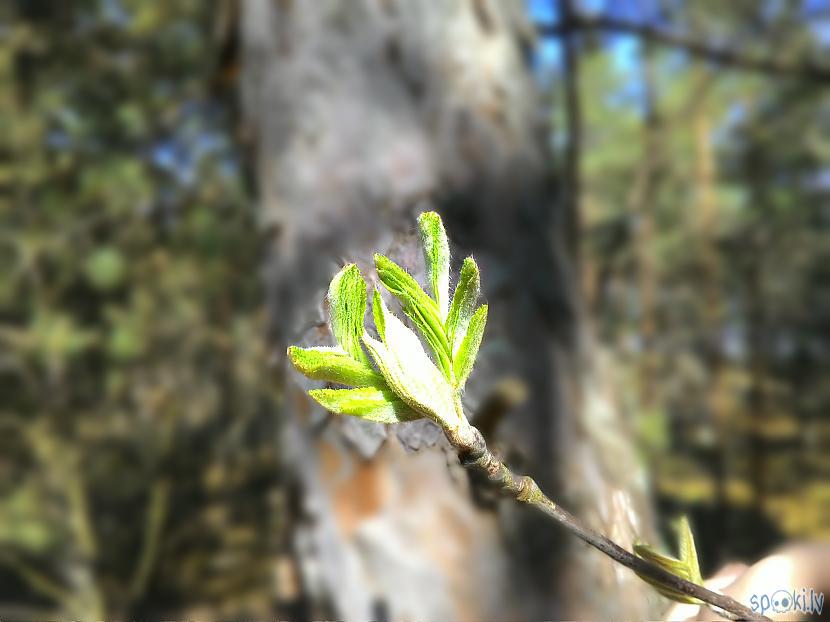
[544,0,830,572]
[1,2,281,618]
[1,0,828,619]
[240,0,656,618]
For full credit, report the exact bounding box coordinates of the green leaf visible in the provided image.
[362,301,458,429]
[676,516,703,585]
[84,246,126,291]
[374,253,452,379]
[446,257,480,354]
[287,345,382,387]
[633,515,703,604]
[372,289,386,341]
[633,542,691,577]
[632,547,700,604]
[308,387,417,424]
[30,310,97,362]
[453,304,487,389]
[417,211,450,321]
[328,264,370,364]
[108,322,143,361]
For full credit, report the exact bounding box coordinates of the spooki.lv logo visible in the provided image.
[750,588,824,616]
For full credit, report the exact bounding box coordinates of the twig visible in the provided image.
[0,549,73,606]
[447,424,770,622]
[538,15,830,83]
[288,212,770,620]
[129,478,171,600]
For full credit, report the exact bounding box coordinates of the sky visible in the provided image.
[527,0,641,80]
[526,0,830,79]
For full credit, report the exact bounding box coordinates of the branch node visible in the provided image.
[516,475,537,502]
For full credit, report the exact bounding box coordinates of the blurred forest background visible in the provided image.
[1,0,828,619]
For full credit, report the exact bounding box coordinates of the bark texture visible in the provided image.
[241,0,660,618]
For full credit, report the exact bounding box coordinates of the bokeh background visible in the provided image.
[1,0,828,619]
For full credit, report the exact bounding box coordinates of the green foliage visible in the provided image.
[372,218,487,391]
[0,3,277,617]
[293,264,421,423]
[417,211,451,321]
[308,387,415,424]
[362,297,458,427]
[372,289,387,341]
[84,247,127,291]
[375,252,453,378]
[289,212,487,432]
[0,487,59,554]
[287,346,383,387]
[453,304,488,390]
[446,257,481,356]
[572,1,830,548]
[634,516,704,604]
[328,264,371,364]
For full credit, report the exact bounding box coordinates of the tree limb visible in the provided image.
[559,0,583,269]
[447,425,771,622]
[539,15,830,83]
[0,549,72,606]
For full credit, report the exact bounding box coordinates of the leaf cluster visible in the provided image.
[289,212,488,430]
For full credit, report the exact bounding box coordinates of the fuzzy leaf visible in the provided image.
[362,302,457,428]
[374,253,452,379]
[372,289,386,341]
[632,548,700,604]
[418,211,450,322]
[453,304,487,389]
[287,345,382,387]
[308,387,417,424]
[328,264,369,364]
[633,542,691,577]
[446,256,480,355]
[633,516,703,604]
[676,516,703,585]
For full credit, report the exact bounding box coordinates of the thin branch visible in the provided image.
[559,0,583,268]
[129,478,171,600]
[447,425,771,622]
[538,15,830,83]
[0,549,73,606]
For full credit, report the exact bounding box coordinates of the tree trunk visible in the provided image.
[241,0,659,618]
[635,42,661,411]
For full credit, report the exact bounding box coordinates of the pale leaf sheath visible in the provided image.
[362,301,457,428]
[374,253,453,379]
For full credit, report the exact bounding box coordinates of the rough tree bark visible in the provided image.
[241,0,661,618]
